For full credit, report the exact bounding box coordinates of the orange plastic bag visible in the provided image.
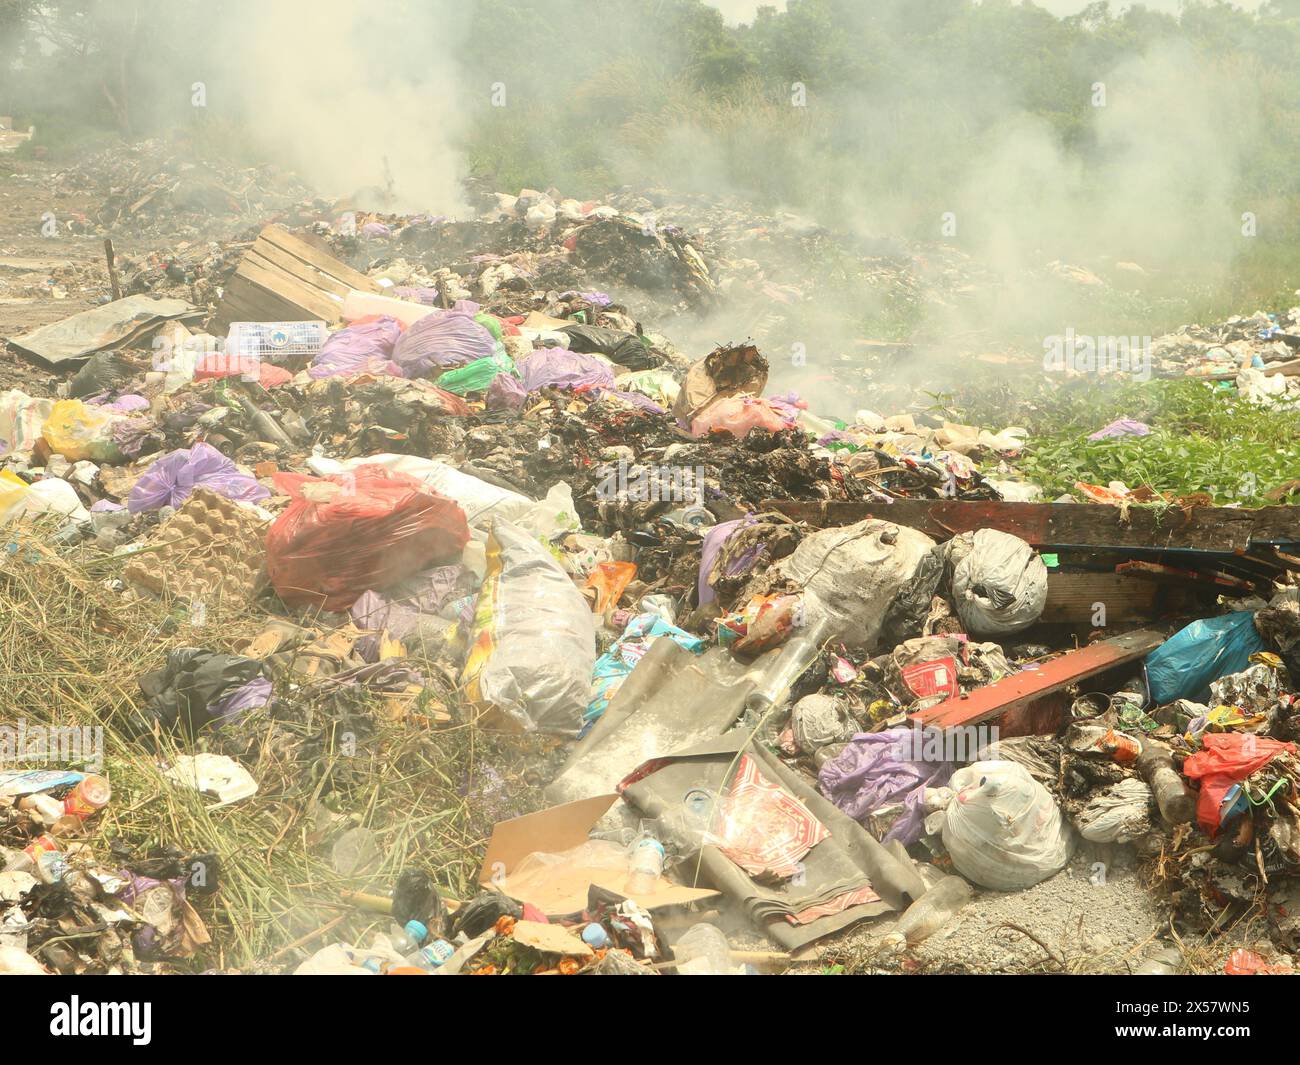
[266,465,469,611]
[584,561,636,614]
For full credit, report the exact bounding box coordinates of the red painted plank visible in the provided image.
[908,629,1165,730]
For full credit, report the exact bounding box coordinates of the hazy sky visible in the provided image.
[708,0,1267,24]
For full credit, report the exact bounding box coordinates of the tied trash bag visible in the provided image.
[777,519,937,653]
[127,442,270,514]
[266,465,470,611]
[519,348,615,393]
[392,310,497,377]
[462,520,596,735]
[942,761,1072,890]
[1145,611,1266,705]
[946,529,1047,636]
[308,317,405,380]
[1076,777,1154,843]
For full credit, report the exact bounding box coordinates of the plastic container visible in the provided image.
[626,836,665,894]
[407,938,455,971]
[63,775,111,819]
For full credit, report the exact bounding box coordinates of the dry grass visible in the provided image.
[0,527,556,971]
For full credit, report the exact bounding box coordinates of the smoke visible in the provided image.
[208,0,472,214]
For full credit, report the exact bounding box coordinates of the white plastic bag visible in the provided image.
[1077,777,1153,844]
[461,520,596,735]
[942,761,1071,890]
[777,519,936,652]
[947,528,1047,636]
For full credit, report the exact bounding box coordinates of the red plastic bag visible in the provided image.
[266,465,469,611]
[1225,948,1291,975]
[1182,733,1295,835]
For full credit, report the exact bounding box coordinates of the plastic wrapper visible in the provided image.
[941,761,1072,890]
[462,520,597,735]
[308,317,405,380]
[266,465,470,611]
[586,612,705,726]
[127,442,270,514]
[584,560,636,613]
[392,309,497,377]
[946,529,1047,636]
[1145,611,1266,705]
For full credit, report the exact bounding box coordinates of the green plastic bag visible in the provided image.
[436,348,517,395]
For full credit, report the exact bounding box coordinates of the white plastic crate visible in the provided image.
[225,320,327,364]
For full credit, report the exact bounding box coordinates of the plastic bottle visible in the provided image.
[744,617,829,715]
[893,875,974,946]
[3,834,60,874]
[626,836,665,894]
[673,923,737,975]
[388,920,428,955]
[63,775,111,819]
[407,938,455,971]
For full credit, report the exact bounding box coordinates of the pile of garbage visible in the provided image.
[4,181,1300,977]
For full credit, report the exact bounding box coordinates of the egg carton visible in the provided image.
[123,487,269,610]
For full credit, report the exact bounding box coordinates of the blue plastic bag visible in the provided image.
[584,613,705,727]
[1144,611,1265,705]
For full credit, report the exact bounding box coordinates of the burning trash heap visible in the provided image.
[3,183,1300,977]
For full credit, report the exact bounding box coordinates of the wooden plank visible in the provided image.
[1116,560,1256,594]
[763,498,1300,553]
[909,629,1165,730]
[1206,357,1300,382]
[1040,572,1158,624]
[259,226,379,292]
[212,224,377,330]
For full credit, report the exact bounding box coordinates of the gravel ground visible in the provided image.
[796,844,1174,974]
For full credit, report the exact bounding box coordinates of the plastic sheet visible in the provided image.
[266,465,470,611]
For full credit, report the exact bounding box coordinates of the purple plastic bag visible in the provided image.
[697,518,750,606]
[598,389,665,414]
[308,317,405,380]
[487,372,527,410]
[817,729,954,845]
[207,675,272,727]
[128,441,270,514]
[520,348,615,392]
[392,310,496,377]
[1087,418,1151,440]
[392,286,440,305]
